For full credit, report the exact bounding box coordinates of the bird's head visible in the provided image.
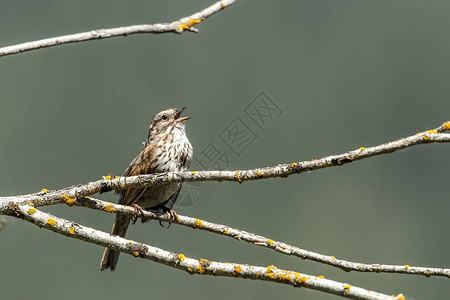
[148,107,190,137]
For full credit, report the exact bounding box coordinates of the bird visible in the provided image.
[100,107,193,271]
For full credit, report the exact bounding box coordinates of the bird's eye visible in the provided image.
[161,115,168,120]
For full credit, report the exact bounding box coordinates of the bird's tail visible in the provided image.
[100,213,131,271]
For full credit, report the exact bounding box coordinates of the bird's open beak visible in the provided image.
[174,107,190,123]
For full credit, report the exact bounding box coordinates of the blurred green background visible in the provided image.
[1,0,449,299]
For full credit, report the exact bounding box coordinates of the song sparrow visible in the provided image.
[100,107,193,271]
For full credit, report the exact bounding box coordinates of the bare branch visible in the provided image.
[12,203,401,300]
[0,0,238,57]
[1,123,448,299]
[36,195,448,279]
[2,122,448,208]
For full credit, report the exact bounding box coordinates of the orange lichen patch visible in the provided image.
[194,218,205,229]
[47,218,56,227]
[191,171,198,175]
[427,130,438,134]
[62,195,75,207]
[187,267,194,274]
[233,265,242,275]
[396,294,406,300]
[299,276,307,283]
[256,171,263,176]
[114,176,119,179]
[267,239,275,246]
[28,202,35,206]
[343,285,351,292]
[359,147,365,151]
[317,275,325,279]
[132,251,139,257]
[405,265,410,270]
[221,2,226,8]
[178,254,185,262]
[331,256,336,260]
[444,122,450,131]
[222,229,228,235]
[27,208,37,215]
[104,175,112,180]
[69,226,75,235]
[423,135,429,141]
[41,188,49,194]
[104,204,115,213]
[291,162,297,168]
[426,271,431,277]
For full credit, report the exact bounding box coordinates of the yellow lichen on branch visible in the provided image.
[194,218,205,229]
[177,19,201,31]
[444,122,450,131]
[104,204,115,213]
[233,265,242,275]
[62,195,75,206]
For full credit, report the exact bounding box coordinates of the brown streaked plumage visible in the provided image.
[100,107,193,271]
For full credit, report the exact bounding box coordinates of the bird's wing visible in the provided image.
[120,146,158,206]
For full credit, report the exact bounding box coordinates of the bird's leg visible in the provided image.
[129,187,148,224]
[167,209,178,223]
[158,208,178,228]
[131,203,145,224]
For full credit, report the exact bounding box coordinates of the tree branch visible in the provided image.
[1,121,448,208]
[1,122,448,299]
[32,195,448,279]
[0,0,238,57]
[11,203,401,300]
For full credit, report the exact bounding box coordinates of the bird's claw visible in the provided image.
[159,209,178,228]
[131,204,145,224]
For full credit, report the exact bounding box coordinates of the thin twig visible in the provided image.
[0,0,238,57]
[12,204,401,300]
